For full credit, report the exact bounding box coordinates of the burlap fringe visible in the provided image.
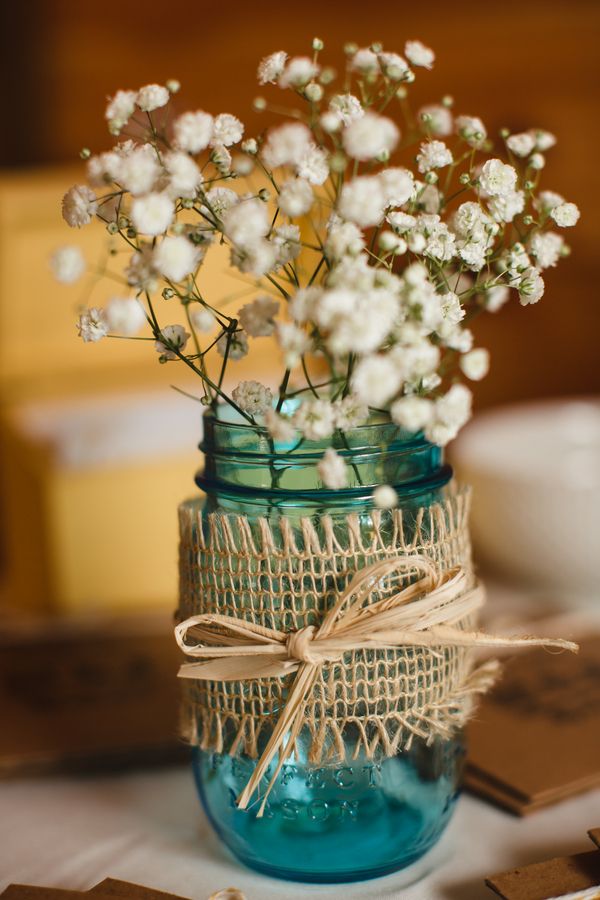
[177,487,486,763]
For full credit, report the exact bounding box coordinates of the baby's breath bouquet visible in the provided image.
[52,38,582,881]
[55,37,579,498]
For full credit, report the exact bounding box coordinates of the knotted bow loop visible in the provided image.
[286,625,322,665]
[175,553,578,816]
[319,555,442,637]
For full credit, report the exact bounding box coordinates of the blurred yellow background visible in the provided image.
[0,0,598,618]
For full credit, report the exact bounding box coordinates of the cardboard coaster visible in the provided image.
[485,850,600,899]
[1,889,116,900]
[0,615,186,776]
[485,830,600,899]
[1,883,244,900]
[90,880,189,900]
[466,635,600,815]
[90,879,245,900]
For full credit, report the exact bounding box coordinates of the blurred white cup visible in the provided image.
[451,397,600,599]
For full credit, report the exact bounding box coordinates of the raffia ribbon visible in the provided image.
[175,554,577,816]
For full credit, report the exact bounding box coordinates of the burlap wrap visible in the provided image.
[176,486,497,764]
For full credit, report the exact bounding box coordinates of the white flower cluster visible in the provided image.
[232,380,273,415]
[58,38,579,489]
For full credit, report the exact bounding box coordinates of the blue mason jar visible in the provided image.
[178,404,467,883]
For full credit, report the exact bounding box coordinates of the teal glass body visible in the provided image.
[187,404,464,883]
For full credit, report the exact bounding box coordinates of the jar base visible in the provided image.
[220,834,450,884]
[193,746,461,885]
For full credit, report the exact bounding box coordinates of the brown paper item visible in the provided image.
[90,880,189,900]
[485,850,600,899]
[0,615,185,775]
[590,830,600,850]
[1,889,116,900]
[466,635,600,815]
[90,881,246,900]
[466,766,600,817]
[464,768,544,816]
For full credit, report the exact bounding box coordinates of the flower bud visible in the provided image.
[107,222,118,234]
[529,152,545,170]
[80,147,91,160]
[312,37,324,51]
[241,138,258,155]
[387,65,406,82]
[378,231,399,252]
[500,127,510,139]
[253,97,267,111]
[424,171,438,184]
[162,288,175,299]
[304,82,323,103]
[258,188,270,202]
[370,42,383,53]
[442,95,454,107]
[523,215,534,225]
[459,173,470,185]
[329,152,347,173]
[396,86,408,99]
[181,198,194,209]
[166,79,180,93]
[320,111,341,133]
[319,67,336,85]
[232,154,254,176]
[344,42,358,55]
[408,232,426,253]
[126,227,137,239]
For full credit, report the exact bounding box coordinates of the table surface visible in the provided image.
[0,765,598,900]
[2,587,598,900]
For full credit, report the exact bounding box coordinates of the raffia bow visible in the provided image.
[175,554,577,816]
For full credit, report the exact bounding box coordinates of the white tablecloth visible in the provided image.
[1,765,598,900]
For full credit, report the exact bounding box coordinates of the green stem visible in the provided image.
[265,274,291,300]
[301,356,320,397]
[336,429,364,487]
[276,369,291,412]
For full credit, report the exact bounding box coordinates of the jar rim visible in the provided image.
[202,401,430,437]
[198,404,447,500]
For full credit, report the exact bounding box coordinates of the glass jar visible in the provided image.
[179,404,466,884]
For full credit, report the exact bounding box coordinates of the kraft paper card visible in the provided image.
[90,881,244,900]
[90,880,189,900]
[466,635,600,815]
[0,615,185,775]
[1,890,116,900]
[485,849,600,899]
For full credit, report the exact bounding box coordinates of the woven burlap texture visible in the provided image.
[177,486,480,764]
